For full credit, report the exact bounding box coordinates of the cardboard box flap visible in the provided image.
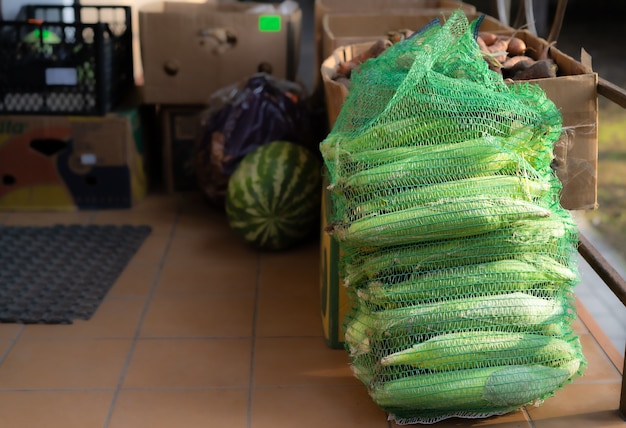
[580,48,593,74]
[162,1,295,14]
[537,72,599,211]
[322,11,511,61]
[323,11,504,39]
[321,42,371,127]
[162,1,210,13]
[316,0,476,15]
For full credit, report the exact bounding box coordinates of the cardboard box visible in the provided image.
[313,0,476,93]
[0,108,147,211]
[139,1,302,105]
[322,11,511,62]
[160,105,205,193]
[321,42,371,131]
[505,30,599,211]
[320,169,349,349]
[321,34,598,211]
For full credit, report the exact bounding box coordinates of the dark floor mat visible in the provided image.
[0,224,151,324]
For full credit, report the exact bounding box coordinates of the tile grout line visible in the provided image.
[0,387,117,393]
[102,195,183,428]
[522,407,536,427]
[246,251,262,428]
[0,325,25,366]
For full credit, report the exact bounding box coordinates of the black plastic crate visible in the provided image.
[0,4,133,115]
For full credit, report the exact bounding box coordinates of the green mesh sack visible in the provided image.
[319,10,586,425]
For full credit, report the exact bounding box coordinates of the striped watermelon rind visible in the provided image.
[225,141,322,251]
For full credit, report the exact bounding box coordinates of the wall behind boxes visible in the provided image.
[1,0,72,20]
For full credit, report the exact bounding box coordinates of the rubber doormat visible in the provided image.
[0,224,151,324]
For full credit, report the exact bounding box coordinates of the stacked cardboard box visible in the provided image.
[138,1,303,192]
[0,3,146,211]
[312,0,476,93]
[0,105,147,211]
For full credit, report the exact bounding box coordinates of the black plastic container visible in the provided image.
[0,4,133,115]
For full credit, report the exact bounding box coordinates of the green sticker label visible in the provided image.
[258,15,281,32]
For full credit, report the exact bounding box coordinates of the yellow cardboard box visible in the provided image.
[0,107,147,211]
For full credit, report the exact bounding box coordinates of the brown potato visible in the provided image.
[333,61,359,79]
[507,37,527,56]
[502,56,535,79]
[476,36,490,53]
[479,32,498,46]
[502,55,535,69]
[488,38,509,63]
[512,59,558,80]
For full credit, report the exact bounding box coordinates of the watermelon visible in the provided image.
[225,141,322,251]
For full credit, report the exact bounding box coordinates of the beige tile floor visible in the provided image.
[0,191,624,428]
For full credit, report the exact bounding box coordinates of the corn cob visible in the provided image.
[368,292,565,337]
[343,216,571,286]
[344,297,569,360]
[344,306,376,357]
[349,174,551,217]
[320,117,481,161]
[326,132,530,174]
[321,106,538,159]
[333,140,537,193]
[330,196,552,247]
[358,257,576,307]
[380,331,580,370]
[349,352,378,387]
[370,358,580,411]
[519,253,580,281]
